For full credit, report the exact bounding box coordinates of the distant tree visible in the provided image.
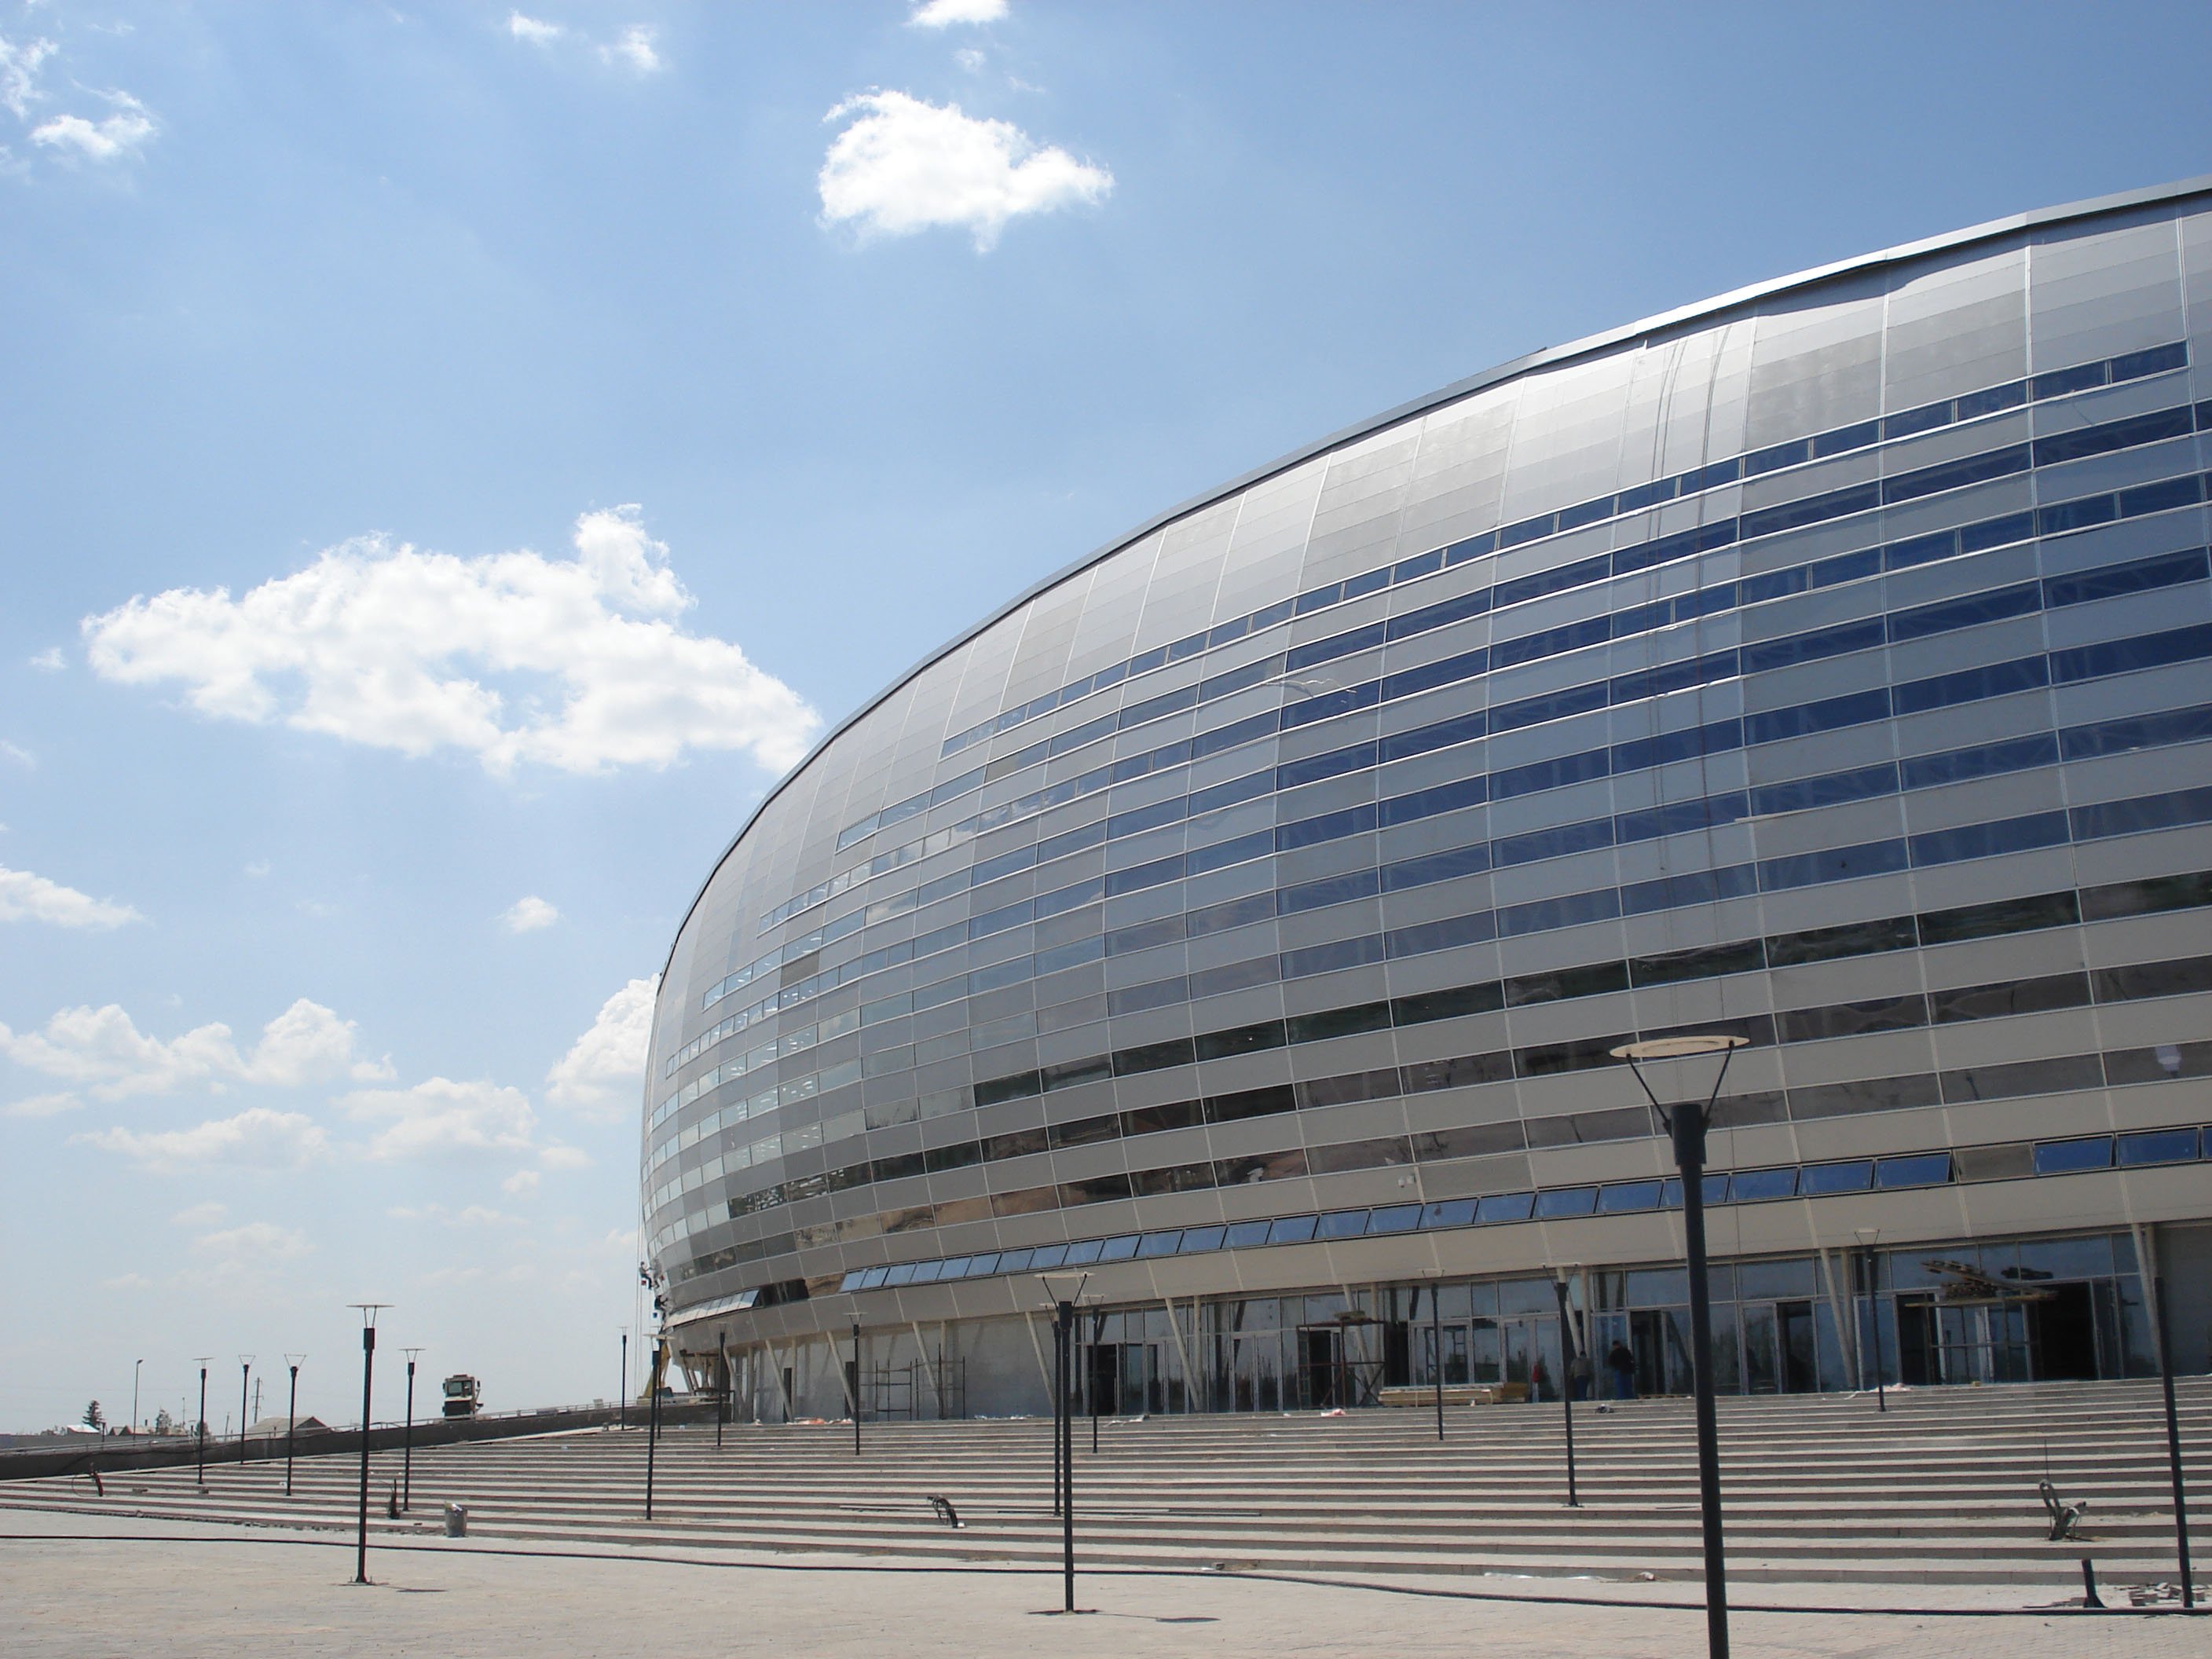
[152,1408,175,1436]
[82,1400,105,1430]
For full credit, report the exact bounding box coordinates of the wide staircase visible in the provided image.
[4,1379,2203,1591]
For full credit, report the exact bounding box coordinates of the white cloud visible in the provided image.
[507,12,566,46]
[0,34,55,119]
[0,998,387,1100]
[243,859,270,878]
[540,1143,591,1170]
[501,1168,540,1196]
[82,506,819,777]
[910,0,1009,26]
[77,1107,332,1172]
[32,90,155,163]
[339,1076,537,1161]
[544,975,655,1119]
[819,90,1111,251]
[192,1220,311,1262]
[501,894,560,933]
[171,1201,228,1229]
[599,26,661,74]
[3,1091,79,1119]
[0,865,141,929]
[954,46,986,73]
[28,646,64,672]
[0,740,35,767]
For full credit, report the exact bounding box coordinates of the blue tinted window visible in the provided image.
[1742,617,1886,673]
[2043,548,2209,610]
[1062,1238,1106,1265]
[1743,481,1881,539]
[1387,587,1491,642]
[1909,811,2069,867]
[1475,1192,1536,1222]
[1029,1243,1069,1269]
[1621,863,1758,914]
[1490,679,1609,734]
[1316,1209,1370,1240]
[1751,764,1898,817]
[1886,583,2039,643]
[1277,804,1376,851]
[1223,1220,1272,1249]
[1598,1180,1664,1213]
[1419,1198,1478,1229]
[1135,1231,1181,1258]
[1613,518,1738,577]
[1381,842,1490,892]
[1658,1175,1730,1207]
[1493,817,1612,868]
[1493,747,1609,800]
[1291,586,1340,617]
[1177,1225,1227,1252]
[995,1250,1035,1273]
[1367,1203,1422,1233]
[1960,511,2034,554]
[1875,1152,1951,1188]
[1746,689,1889,745]
[2033,1137,2112,1175]
[2030,360,2109,400]
[1265,1214,1320,1244]
[2119,475,2203,518]
[1745,438,1810,476]
[1500,514,1556,549]
[2052,624,2212,685]
[1884,401,1950,439]
[1884,444,2029,505]
[1382,708,1486,764]
[1494,553,1610,609]
[1533,1187,1599,1218]
[1884,530,1956,572]
[1892,655,2046,716]
[2070,785,2212,841]
[2033,405,2192,467]
[1902,733,2059,789]
[1807,547,1882,588]
[1797,1160,1873,1195]
[1445,532,1496,564]
[2039,496,2119,537]
[1955,380,2027,419]
[1728,1167,1797,1202]
[2117,1129,2200,1166]
[1278,742,1376,789]
[1616,794,1748,843]
[1393,550,1444,582]
[1741,566,1809,605]
[1287,621,1386,672]
[1758,839,1909,892]
[1612,718,1742,774]
[2110,342,2188,381]
[1386,910,1496,957]
[1379,778,1487,829]
[1280,870,1379,914]
[1493,616,1612,670]
[1382,648,1490,702]
[2063,704,2212,761]
[1609,653,1738,705]
[1280,679,1381,729]
[1342,566,1391,601]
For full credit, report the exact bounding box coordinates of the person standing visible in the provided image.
[1606,1339,1636,1400]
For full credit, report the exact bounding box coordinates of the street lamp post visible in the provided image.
[851,1321,862,1457]
[192,1359,211,1494]
[132,1360,143,1435]
[1551,1268,1581,1507]
[1039,1273,1089,1614]
[238,1357,254,1465]
[1854,1228,1887,1413]
[1614,1034,1747,1659]
[619,1330,628,1429]
[644,1335,664,1521]
[284,1356,305,1497]
[401,1349,422,1514]
[347,1305,390,1586]
[1423,1271,1445,1442]
[1089,1307,1107,1454]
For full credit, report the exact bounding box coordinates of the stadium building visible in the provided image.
[645,178,2212,1421]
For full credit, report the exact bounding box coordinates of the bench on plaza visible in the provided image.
[1375,1382,1530,1408]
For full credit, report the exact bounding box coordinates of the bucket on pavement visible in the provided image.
[444,1503,467,1538]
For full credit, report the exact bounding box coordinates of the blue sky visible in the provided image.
[4,1,2210,1433]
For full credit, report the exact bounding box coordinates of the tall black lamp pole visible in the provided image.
[284,1355,305,1497]
[619,1330,628,1429]
[2145,1237,2197,1609]
[192,1358,211,1494]
[1426,1274,1445,1441]
[1854,1228,1887,1412]
[851,1321,862,1457]
[1089,1306,1107,1454]
[644,1335,665,1520]
[1040,1273,1089,1613]
[1615,1034,1746,1659]
[401,1349,422,1513]
[347,1305,390,1585]
[1551,1269,1580,1507]
[238,1357,253,1464]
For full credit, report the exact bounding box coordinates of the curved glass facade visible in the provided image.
[646,180,2212,1417]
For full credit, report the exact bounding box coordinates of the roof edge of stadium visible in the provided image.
[657,171,2212,989]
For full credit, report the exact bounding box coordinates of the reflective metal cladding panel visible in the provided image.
[644,181,2212,1327]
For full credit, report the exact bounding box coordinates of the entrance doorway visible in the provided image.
[2030,1283,2098,1381]
[1744,1302,1819,1393]
[1298,1326,1340,1408]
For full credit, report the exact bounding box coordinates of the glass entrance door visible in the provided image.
[1501,1317,1562,1401]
